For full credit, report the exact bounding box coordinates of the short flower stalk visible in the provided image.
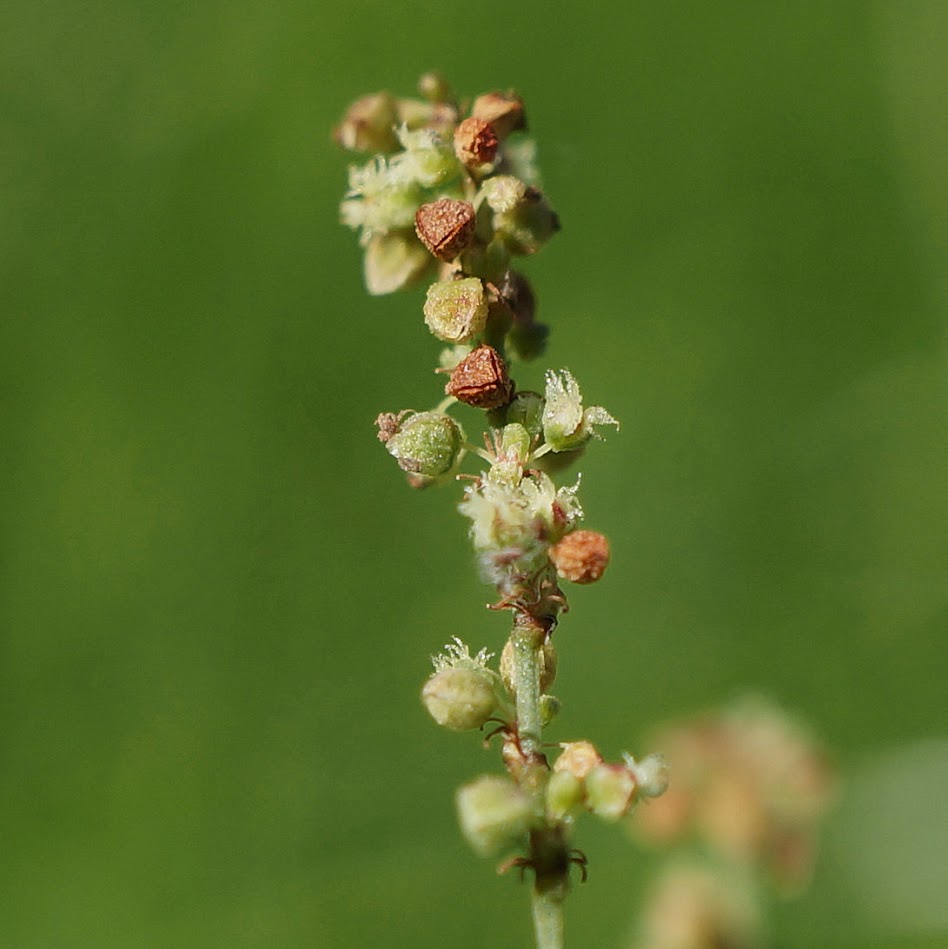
[335,74,666,949]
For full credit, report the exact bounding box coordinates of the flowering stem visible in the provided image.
[511,616,545,757]
[531,888,564,949]
[529,825,570,949]
[512,615,567,948]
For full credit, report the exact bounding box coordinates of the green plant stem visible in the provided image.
[512,617,569,948]
[531,888,564,949]
[511,619,544,757]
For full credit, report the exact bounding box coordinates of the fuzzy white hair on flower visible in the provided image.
[622,752,670,799]
[395,124,459,189]
[431,637,494,672]
[340,155,421,243]
[542,368,618,452]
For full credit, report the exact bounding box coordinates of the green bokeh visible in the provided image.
[2,1,946,946]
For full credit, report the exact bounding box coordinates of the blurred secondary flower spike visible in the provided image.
[335,77,667,949]
[628,699,836,949]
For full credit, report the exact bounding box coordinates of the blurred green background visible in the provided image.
[2,0,946,946]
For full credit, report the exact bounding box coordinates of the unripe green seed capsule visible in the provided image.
[493,186,560,256]
[421,666,496,731]
[545,769,583,821]
[585,763,638,822]
[456,775,533,857]
[423,277,488,343]
[384,411,463,478]
[504,391,545,442]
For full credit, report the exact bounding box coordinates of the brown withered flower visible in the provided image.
[454,117,499,168]
[415,198,476,262]
[375,411,405,444]
[332,91,400,153]
[444,344,513,409]
[549,530,610,584]
[471,91,527,140]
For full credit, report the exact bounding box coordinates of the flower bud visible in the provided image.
[499,422,532,464]
[492,186,560,256]
[421,666,496,731]
[539,693,562,727]
[381,411,463,478]
[415,198,476,262]
[624,752,670,799]
[485,422,531,487]
[362,231,435,296]
[456,775,533,857]
[507,321,549,362]
[333,91,400,153]
[500,638,557,696]
[471,91,527,141]
[504,391,545,442]
[546,769,583,821]
[542,369,618,452]
[550,530,610,584]
[395,99,458,140]
[397,126,461,188]
[444,344,513,410]
[554,741,603,781]
[340,162,422,239]
[454,117,499,169]
[586,762,638,822]
[481,175,526,214]
[499,269,536,323]
[418,71,454,104]
[423,277,488,343]
[496,269,548,361]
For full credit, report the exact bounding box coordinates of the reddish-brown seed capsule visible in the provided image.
[414,198,476,262]
[444,344,513,410]
[549,530,610,584]
[453,117,499,168]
